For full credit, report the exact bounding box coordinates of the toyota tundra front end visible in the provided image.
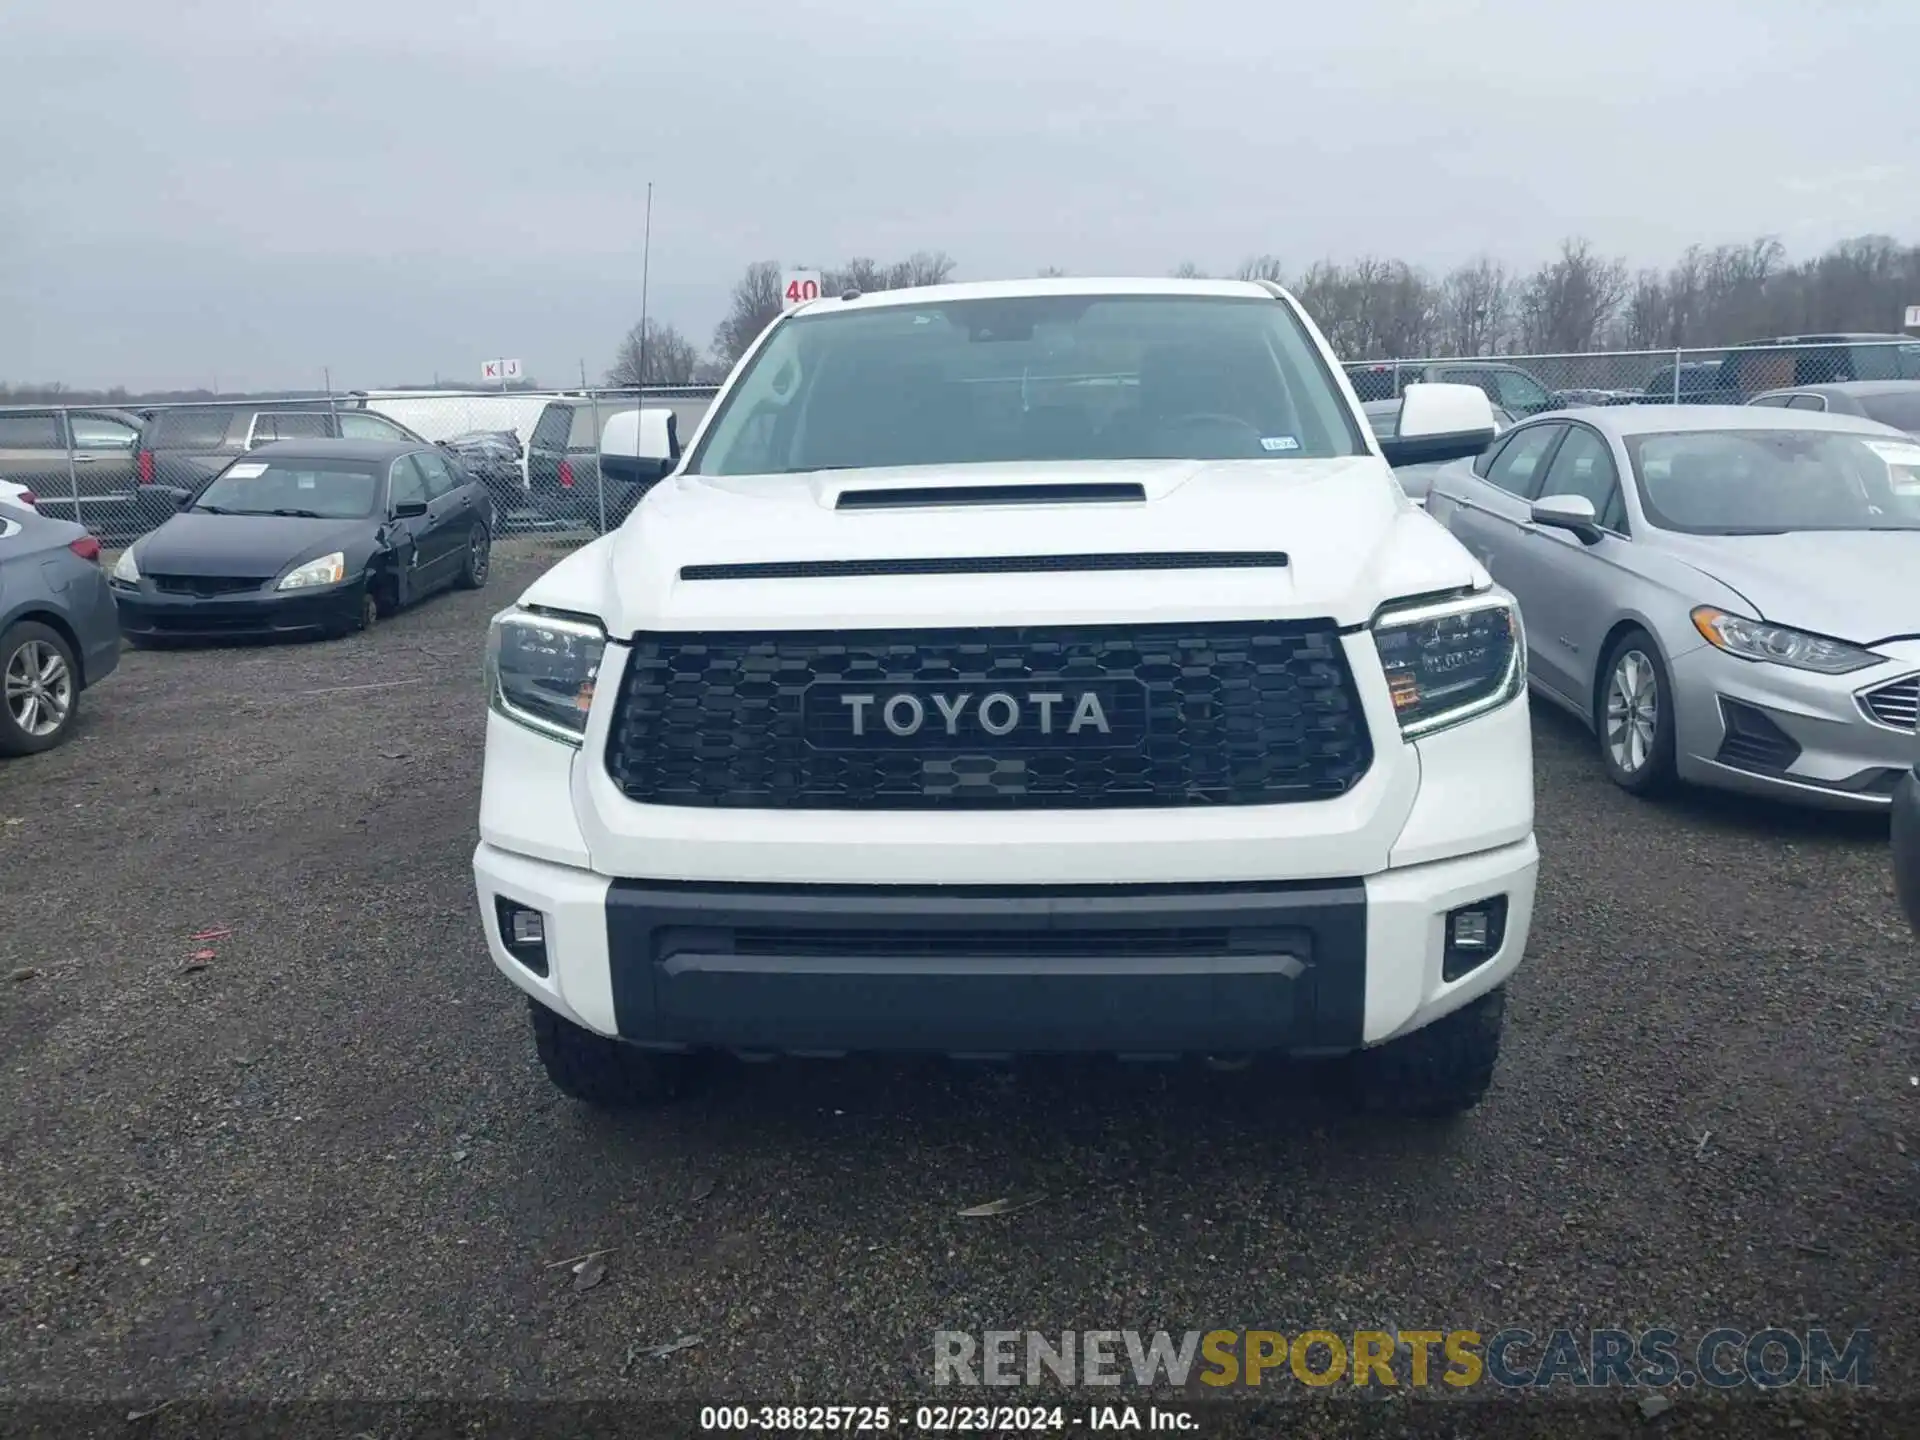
[473,278,1537,1118]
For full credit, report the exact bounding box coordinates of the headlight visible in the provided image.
[1689,607,1879,675]
[485,608,606,744]
[1373,592,1526,738]
[277,552,347,591]
[111,548,140,584]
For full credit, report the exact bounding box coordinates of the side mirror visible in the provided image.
[1530,493,1603,544]
[1377,383,1500,468]
[393,500,429,519]
[600,407,681,486]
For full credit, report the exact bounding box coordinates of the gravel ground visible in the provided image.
[1,539,1914,1432]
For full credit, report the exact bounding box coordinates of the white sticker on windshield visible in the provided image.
[1864,439,1920,468]
[226,462,268,479]
[1261,435,1300,452]
[296,474,315,488]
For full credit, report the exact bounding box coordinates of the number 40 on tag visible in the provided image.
[782,270,823,309]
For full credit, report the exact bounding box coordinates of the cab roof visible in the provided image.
[793,275,1287,316]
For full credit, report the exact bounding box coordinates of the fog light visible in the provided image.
[1443,896,1508,982]
[1450,910,1490,949]
[495,897,550,977]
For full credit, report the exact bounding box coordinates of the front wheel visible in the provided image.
[456,524,491,590]
[1348,987,1505,1119]
[529,1001,688,1108]
[1597,629,1677,796]
[0,621,81,756]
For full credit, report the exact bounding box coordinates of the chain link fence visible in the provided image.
[0,386,720,545]
[1342,337,1920,415]
[8,336,1920,546]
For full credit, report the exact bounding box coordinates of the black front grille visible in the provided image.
[149,574,267,597]
[605,622,1374,810]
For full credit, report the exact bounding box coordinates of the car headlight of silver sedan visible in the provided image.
[485,608,606,745]
[277,552,347,591]
[1689,607,1880,675]
[1373,591,1526,738]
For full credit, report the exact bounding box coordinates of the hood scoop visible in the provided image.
[834,481,1147,511]
[679,552,1289,581]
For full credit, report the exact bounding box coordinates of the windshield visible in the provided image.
[1627,428,1920,534]
[195,458,380,518]
[1859,392,1920,434]
[687,293,1363,476]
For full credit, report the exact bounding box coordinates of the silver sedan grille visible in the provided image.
[1859,674,1920,730]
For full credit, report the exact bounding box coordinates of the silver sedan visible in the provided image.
[1425,405,1920,811]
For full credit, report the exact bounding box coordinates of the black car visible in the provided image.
[109,438,492,644]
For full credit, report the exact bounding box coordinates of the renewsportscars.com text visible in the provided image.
[932,1328,1872,1390]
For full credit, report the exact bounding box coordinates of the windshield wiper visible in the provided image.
[190,504,230,514]
[265,507,326,518]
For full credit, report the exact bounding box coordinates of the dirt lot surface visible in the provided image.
[1,539,1912,1432]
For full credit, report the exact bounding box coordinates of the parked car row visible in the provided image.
[1346,336,1920,417]
[0,396,680,544]
[0,436,498,753]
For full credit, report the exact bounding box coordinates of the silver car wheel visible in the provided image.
[4,639,74,739]
[1605,648,1659,774]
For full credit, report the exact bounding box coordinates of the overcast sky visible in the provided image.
[3,0,1916,392]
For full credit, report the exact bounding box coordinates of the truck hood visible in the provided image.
[520,458,1492,635]
[1656,529,1920,644]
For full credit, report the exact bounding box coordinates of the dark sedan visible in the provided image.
[109,438,493,644]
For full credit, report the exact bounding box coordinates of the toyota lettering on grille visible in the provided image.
[803,681,1146,752]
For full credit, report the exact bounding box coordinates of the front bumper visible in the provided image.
[475,835,1537,1056]
[1670,642,1920,810]
[111,578,364,640]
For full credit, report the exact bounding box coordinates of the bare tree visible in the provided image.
[1036,266,1069,277]
[1236,255,1286,283]
[1516,238,1630,352]
[1366,259,1440,358]
[1436,257,1513,357]
[1169,261,1209,279]
[1619,269,1673,351]
[607,318,699,387]
[822,251,959,297]
[710,261,786,369]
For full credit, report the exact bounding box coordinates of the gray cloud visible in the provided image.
[4,0,1917,388]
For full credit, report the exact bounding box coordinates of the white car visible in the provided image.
[0,480,38,513]
[474,277,1538,1119]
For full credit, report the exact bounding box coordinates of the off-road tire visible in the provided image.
[1350,986,1506,1119]
[529,999,687,1108]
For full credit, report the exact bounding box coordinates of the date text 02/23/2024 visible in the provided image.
[698,1405,1194,1432]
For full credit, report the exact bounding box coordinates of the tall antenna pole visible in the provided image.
[637,181,654,398]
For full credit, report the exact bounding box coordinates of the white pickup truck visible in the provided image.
[474,277,1536,1119]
